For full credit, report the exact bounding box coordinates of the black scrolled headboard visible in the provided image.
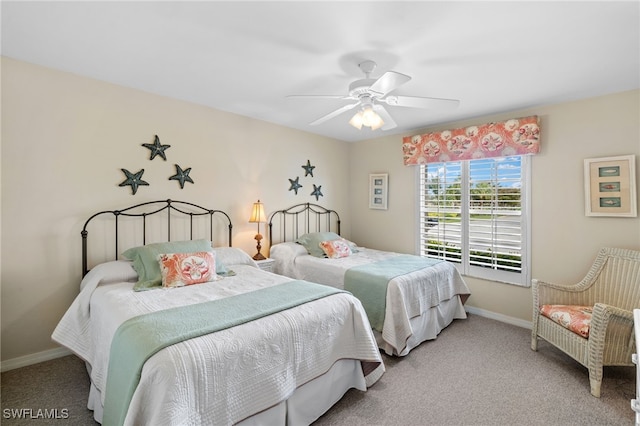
[81,199,233,276]
[268,203,341,245]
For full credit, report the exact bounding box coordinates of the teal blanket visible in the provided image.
[102,280,342,426]
[344,255,442,332]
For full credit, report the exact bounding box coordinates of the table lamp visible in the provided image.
[248,200,267,260]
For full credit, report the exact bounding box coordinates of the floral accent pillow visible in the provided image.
[339,237,360,253]
[319,239,352,259]
[540,304,592,338]
[159,251,220,288]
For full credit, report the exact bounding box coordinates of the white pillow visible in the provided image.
[80,260,138,291]
[269,242,309,261]
[212,247,258,267]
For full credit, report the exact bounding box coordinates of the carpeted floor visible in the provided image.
[315,314,635,426]
[1,314,635,425]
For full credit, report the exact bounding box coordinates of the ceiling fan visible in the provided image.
[287,60,460,131]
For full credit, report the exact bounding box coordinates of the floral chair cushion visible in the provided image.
[540,304,593,338]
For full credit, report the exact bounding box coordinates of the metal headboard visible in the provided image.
[81,199,233,276]
[268,203,341,245]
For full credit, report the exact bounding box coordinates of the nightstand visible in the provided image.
[255,258,275,273]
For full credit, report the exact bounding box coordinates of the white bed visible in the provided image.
[270,242,470,357]
[267,203,470,357]
[52,200,384,426]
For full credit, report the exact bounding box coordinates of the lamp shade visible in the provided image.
[249,200,266,223]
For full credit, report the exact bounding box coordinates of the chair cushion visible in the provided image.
[540,304,592,338]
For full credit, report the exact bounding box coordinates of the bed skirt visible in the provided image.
[376,295,467,356]
[87,358,365,425]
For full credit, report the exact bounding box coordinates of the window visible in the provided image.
[418,156,531,286]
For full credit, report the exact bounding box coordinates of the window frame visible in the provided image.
[416,155,532,287]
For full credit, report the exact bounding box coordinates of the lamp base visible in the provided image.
[253,232,266,261]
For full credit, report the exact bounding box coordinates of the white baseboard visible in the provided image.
[1,346,72,373]
[465,306,532,330]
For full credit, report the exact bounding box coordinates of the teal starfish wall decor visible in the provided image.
[302,160,315,177]
[142,135,171,161]
[169,164,194,189]
[311,184,323,200]
[119,168,149,195]
[288,177,303,194]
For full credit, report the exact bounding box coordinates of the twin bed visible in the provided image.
[268,203,471,357]
[52,200,384,425]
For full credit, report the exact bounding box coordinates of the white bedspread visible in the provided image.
[270,243,471,356]
[52,248,384,425]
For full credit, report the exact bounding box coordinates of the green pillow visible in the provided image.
[122,239,213,291]
[296,232,341,258]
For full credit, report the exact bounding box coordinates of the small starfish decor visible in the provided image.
[302,160,315,177]
[142,135,171,161]
[288,177,303,194]
[169,164,194,189]
[311,184,323,201]
[119,168,149,195]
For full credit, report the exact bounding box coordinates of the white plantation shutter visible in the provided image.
[419,161,463,264]
[419,156,531,287]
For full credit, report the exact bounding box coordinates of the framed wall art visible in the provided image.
[584,154,637,217]
[369,173,388,210]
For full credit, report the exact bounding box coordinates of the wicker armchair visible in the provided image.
[531,247,640,397]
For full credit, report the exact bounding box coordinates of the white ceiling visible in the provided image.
[2,1,639,142]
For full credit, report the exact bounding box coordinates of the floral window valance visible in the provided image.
[402,115,540,165]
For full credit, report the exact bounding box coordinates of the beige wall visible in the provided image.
[2,56,639,365]
[0,58,351,362]
[348,89,640,322]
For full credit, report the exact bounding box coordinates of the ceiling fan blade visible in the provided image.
[309,102,360,126]
[372,104,397,131]
[368,71,411,97]
[382,95,460,110]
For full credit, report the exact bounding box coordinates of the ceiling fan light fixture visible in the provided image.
[370,118,384,131]
[350,104,384,130]
[348,112,363,129]
[362,106,383,128]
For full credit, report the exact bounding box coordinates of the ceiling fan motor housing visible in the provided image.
[349,79,377,98]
